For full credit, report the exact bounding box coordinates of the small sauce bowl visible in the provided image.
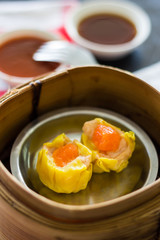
[65,0,151,59]
[0,29,63,88]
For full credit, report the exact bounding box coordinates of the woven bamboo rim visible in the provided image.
[0,66,160,240]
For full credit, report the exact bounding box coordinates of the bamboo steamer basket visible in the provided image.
[0,66,160,240]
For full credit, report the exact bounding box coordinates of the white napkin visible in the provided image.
[134,61,160,92]
[0,1,77,32]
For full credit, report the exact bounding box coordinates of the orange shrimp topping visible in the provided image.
[53,143,79,167]
[92,124,121,152]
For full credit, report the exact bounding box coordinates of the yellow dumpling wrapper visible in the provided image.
[36,133,92,193]
[81,118,135,173]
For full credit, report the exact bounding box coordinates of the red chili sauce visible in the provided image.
[0,36,60,78]
[78,14,137,45]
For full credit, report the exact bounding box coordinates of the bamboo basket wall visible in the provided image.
[0,66,160,240]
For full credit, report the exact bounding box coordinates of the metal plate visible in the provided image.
[10,107,158,205]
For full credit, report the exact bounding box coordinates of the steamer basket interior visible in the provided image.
[0,66,160,229]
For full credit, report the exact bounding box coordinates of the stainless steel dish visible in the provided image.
[10,107,158,205]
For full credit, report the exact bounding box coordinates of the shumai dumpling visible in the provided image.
[36,133,92,193]
[81,118,135,173]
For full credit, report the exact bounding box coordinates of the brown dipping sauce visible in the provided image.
[78,14,137,45]
[0,36,60,78]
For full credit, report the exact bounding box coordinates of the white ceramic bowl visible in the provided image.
[65,0,151,59]
[0,29,63,88]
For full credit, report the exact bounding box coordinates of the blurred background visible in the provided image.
[0,0,159,71]
[0,0,159,94]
